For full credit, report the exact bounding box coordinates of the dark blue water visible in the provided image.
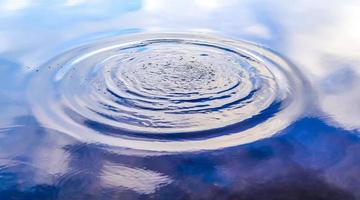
[0,1,359,199]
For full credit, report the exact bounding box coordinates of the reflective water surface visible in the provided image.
[0,1,359,199]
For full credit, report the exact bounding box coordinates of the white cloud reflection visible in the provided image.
[0,0,30,11]
[281,1,360,130]
[100,161,172,194]
[65,0,87,7]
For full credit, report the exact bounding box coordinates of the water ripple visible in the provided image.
[28,33,307,152]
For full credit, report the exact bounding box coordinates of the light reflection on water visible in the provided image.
[27,32,308,152]
[0,0,359,199]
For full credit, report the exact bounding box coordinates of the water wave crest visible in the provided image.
[29,33,306,152]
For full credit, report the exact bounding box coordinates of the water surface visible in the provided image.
[0,1,359,199]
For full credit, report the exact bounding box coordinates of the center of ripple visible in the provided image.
[79,42,277,134]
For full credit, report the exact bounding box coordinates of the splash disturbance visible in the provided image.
[28,33,306,152]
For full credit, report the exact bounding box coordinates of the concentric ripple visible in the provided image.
[28,33,307,152]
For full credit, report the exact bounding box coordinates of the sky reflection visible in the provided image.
[0,0,359,199]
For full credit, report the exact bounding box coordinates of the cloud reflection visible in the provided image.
[101,161,172,194]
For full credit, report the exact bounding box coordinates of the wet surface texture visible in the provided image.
[0,0,359,199]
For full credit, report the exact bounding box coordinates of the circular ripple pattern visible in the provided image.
[29,33,306,152]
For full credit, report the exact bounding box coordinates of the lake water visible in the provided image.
[0,1,359,199]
